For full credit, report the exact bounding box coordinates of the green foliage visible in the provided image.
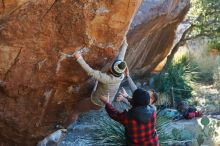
[155,49,218,98]
[153,115,174,143]
[197,134,204,146]
[188,42,220,85]
[154,0,220,99]
[196,117,219,146]
[213,67,220,90]
[155,115,173,144]
[201,116,210,126]
[88,116,126,146]
[209,40,220,51]
[170,128,193,141]
[155,55,193,98]
[188,0,220,40]
[202,118,218,138]
[78,112,172,145]
[171,128,181,140]
[217,121,220,127]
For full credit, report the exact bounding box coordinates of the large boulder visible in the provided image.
[0,0,189,145]
[127,0,190,75]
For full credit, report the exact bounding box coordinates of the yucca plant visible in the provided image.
[155,55,194,99]
[88,111,172,145]
[156,115,173,145]
[93,116,126,146]
[61,108,173,146]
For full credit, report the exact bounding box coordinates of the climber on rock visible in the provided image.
[64,38,128,127]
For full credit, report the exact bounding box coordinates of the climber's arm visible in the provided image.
[75,54,114,84]
[115,39,128,61]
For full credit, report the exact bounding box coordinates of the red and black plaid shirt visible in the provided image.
[103,101,159,146]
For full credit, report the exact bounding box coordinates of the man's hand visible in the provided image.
[125,67,129,77]
[100,95,109,103]
[74,52,81,59]
[119,87,129,98]
[117,95,130,105]
[116,95,125,102]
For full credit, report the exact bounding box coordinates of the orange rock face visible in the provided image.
[0,0,189,145]
[0,0,141,145]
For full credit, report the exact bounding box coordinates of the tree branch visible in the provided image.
[159,25,193,75]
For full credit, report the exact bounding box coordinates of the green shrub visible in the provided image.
[154,51,217,99]
[209,40,220,51]
[197,134,204,146]
[155,55,194,99]
[81,115,126,146]
[89,113,172,145]
[196,117,219,146]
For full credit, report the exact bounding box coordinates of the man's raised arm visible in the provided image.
[125,68,137,92]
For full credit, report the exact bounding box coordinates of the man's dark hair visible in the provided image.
[131,88,150,107]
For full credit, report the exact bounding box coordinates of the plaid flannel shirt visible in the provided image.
[103,100,159,146]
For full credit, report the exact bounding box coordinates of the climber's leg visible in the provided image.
[75,97,101,113]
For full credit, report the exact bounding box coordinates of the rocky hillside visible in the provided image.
[0,0,189,145]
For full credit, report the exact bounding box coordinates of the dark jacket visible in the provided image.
[103,100,159,146]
